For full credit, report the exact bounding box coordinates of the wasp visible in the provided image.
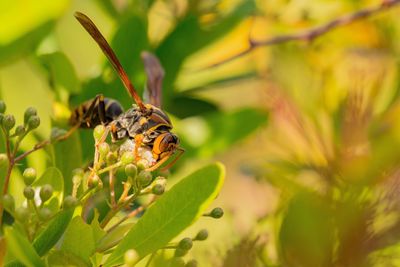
[69,12,183,171]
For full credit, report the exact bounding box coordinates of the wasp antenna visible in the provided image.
[74,11,146,111]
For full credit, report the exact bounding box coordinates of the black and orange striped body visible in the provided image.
[70,97,123,128]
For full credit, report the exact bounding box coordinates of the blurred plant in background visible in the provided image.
[2,0,400,266]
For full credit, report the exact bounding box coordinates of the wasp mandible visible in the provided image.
[69,12,183,171]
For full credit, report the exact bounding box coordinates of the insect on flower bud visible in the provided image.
[24,107,37,125]
[178,238,193,251]
[137,170,152,187]
[2,194,15,212]
[0,153,8,167]
[93,125,106,141]
[23,186,35,200]
[0,100,6,113]
[185,260,198,267]
[39,184,54,202]
[38,207,52,221]
[124,249,139,267]
[14,125,25,136]
[27,115,40,130]
[15,206,30,221]
[23,167,37,185]
[194,229,208,241]
[2,114,15,131]
[63,196,78,209]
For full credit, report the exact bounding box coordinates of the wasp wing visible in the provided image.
[141,51,165,108]
[74,12,145,111]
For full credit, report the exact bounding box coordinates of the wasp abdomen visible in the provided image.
[70,97,124,128]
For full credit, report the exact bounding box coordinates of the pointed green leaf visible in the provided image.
[33,209,75,256]
[4,227,45,267]
[104,163,225,266]
[39,52,81,94]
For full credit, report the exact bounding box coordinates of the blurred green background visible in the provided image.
[2,0,400,266]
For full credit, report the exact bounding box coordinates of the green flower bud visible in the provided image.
[106,152,118,165]
[2,194,15,212]
[152,183,165,195]
[174,248,188,258]
[38,207,52,221]
[125,164,137,178]
[98,142,110,158]
[0,153,8,167]
[185,260,198,267]
[210,207,224,219]
[23,186,35,200]
[50,127,67,142]
[72,174,82,186]
[120,151,134,165]
[136,159,148,171]
[63,196,78,209]
[15,206,30,221]
[171,258,185,266]
[137,170,152,187]
[88,174,100,189]
[23,168,37,185]
[14,125,25,136]
[194,229,208,241]
[24,107,37,125]
[93,125,106,141]
[124,249,139,267]
[39,184,53,202]
[2,114,15,131]
[0,100,6,113]
[27,115,40,130]
[178,238,193,251]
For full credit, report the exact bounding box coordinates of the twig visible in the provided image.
[210,0,400,68]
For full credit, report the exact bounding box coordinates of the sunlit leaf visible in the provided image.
[4,227,45,267]
[104,163,225,266]
[33,209,75,256]
[39,52,81,95]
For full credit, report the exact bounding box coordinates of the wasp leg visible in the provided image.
[134,134,144,161]
[146,148,185,172]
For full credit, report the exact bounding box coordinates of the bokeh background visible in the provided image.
[2,0,400,266]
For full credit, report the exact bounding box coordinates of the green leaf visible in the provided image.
[279,192,334,267]
[156,1,255,107]
[39,52,81,95]
[52,132,82,195]
[104,163,225,266]
[169,95,219,118]
[46,250,88,267]
[60,217,99,265]
[33,209,75,256]
[33,167,64,209]
[96,223,134,253]
[202,108,268,154]
[0,0,69,63]
[4,227,45,267]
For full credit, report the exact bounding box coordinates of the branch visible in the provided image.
[210,0,400,68]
